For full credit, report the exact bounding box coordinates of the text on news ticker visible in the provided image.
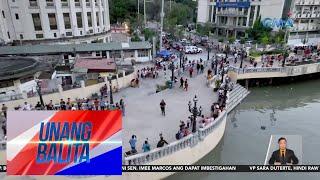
[122,165,320,172]
[1,165,320,173]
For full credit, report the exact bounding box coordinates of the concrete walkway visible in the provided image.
[113,58,218,152]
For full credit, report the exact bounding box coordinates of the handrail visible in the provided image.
[124,111,227,165]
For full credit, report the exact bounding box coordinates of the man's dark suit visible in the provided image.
[268,148,299,165]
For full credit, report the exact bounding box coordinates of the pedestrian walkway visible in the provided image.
[113,63,218,152]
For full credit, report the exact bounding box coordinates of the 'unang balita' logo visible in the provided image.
[262,18,294,29]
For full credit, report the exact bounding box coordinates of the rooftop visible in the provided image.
[0,57,42,81]
[73,58,116,72]
[0,42,152,56]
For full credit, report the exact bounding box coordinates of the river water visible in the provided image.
[168,79,320,180]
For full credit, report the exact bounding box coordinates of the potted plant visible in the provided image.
[214,79,221,92]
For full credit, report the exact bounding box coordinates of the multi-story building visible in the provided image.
[287,0,320,45]
[197,0,287,38]
[0,0,111,44]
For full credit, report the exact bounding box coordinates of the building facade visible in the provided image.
[0,0,111,44]
[197,0,286,38]
[287,0,320,46]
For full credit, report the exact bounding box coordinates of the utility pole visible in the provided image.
[137,0,140,28]
[160,0,165,51]
[144,0,147,27]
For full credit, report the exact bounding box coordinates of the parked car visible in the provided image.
[184,46,197,54]
[184,46,202,54]
[196,47,203,53]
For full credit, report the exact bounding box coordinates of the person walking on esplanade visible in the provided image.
[129,135,137,153]
[160,99,166,116]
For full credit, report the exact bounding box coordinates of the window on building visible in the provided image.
[110,51,121,58]
[102,11,105,25]
[53,32,57,37]
[61,0,68,7]
[138,50,148,57]
[36,33,44,38]
[74,0,81,7]
[63,13,71,29]
[96,12,100,26]
[87,12,92,27]
[0,80,14,88]
[32,13,42,31]
[257,5,260,18]
[15,13,19,20]
[248,6,255,26]
[86,0,90,7]
[2,11,5,18]
[7,32,10,39]
[48,13,57,30]
[94,0,98,6]
[46,0,54,7]
[20,76,34,84]
[29,0,38,7]
[20,34,23,39]
[76,12,83,28]
[124,50,135,58]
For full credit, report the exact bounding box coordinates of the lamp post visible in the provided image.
[107,75,114,107]
[188,95,202,133]
[36,80,44,108]
[179,50,183,68]
[170,61,175,82]
[240,50,244,68]
[207,45,211,61]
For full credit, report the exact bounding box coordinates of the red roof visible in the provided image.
[74,58,116,72]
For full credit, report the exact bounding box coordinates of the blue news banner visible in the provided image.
[1,165,320,173]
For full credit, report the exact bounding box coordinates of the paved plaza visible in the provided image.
[113,52,219,151]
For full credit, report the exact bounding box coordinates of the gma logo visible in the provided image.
[262,18,294,29]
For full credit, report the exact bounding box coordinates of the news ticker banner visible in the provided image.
[6,111,122,175]
[1,165,320,173]
[121,165,320,172]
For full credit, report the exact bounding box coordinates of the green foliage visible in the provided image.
[143,28,156,41]
[246,16,272,43]
[218,38,224,43]
[109,0,137,24]
[196,23,212,36]
[131,34,142,42]
[260,33,270,45]
[228,37,236,43]
[250,49,286,57]
[240,38,246,44]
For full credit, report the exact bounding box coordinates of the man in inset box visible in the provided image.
[269,137,299,165]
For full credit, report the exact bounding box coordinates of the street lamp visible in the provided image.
[179,50,183,68]
[207,45,211,61]
[35,80,44,108]
[240,50,244,68]
[188,95,202,133]
[107,74,114,107]
[169,61,175,82]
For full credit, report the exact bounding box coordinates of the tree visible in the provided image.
[143,28,156,41]
[246,16,272,42]
[197,23,212,36]
[109,0,138,24]
[260,33,270,45]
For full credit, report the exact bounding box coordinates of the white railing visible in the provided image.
[124,112,227,165]
[0,94,23,102]
[229,66,285,74]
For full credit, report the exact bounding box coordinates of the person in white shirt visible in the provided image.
[22,102,31,111]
